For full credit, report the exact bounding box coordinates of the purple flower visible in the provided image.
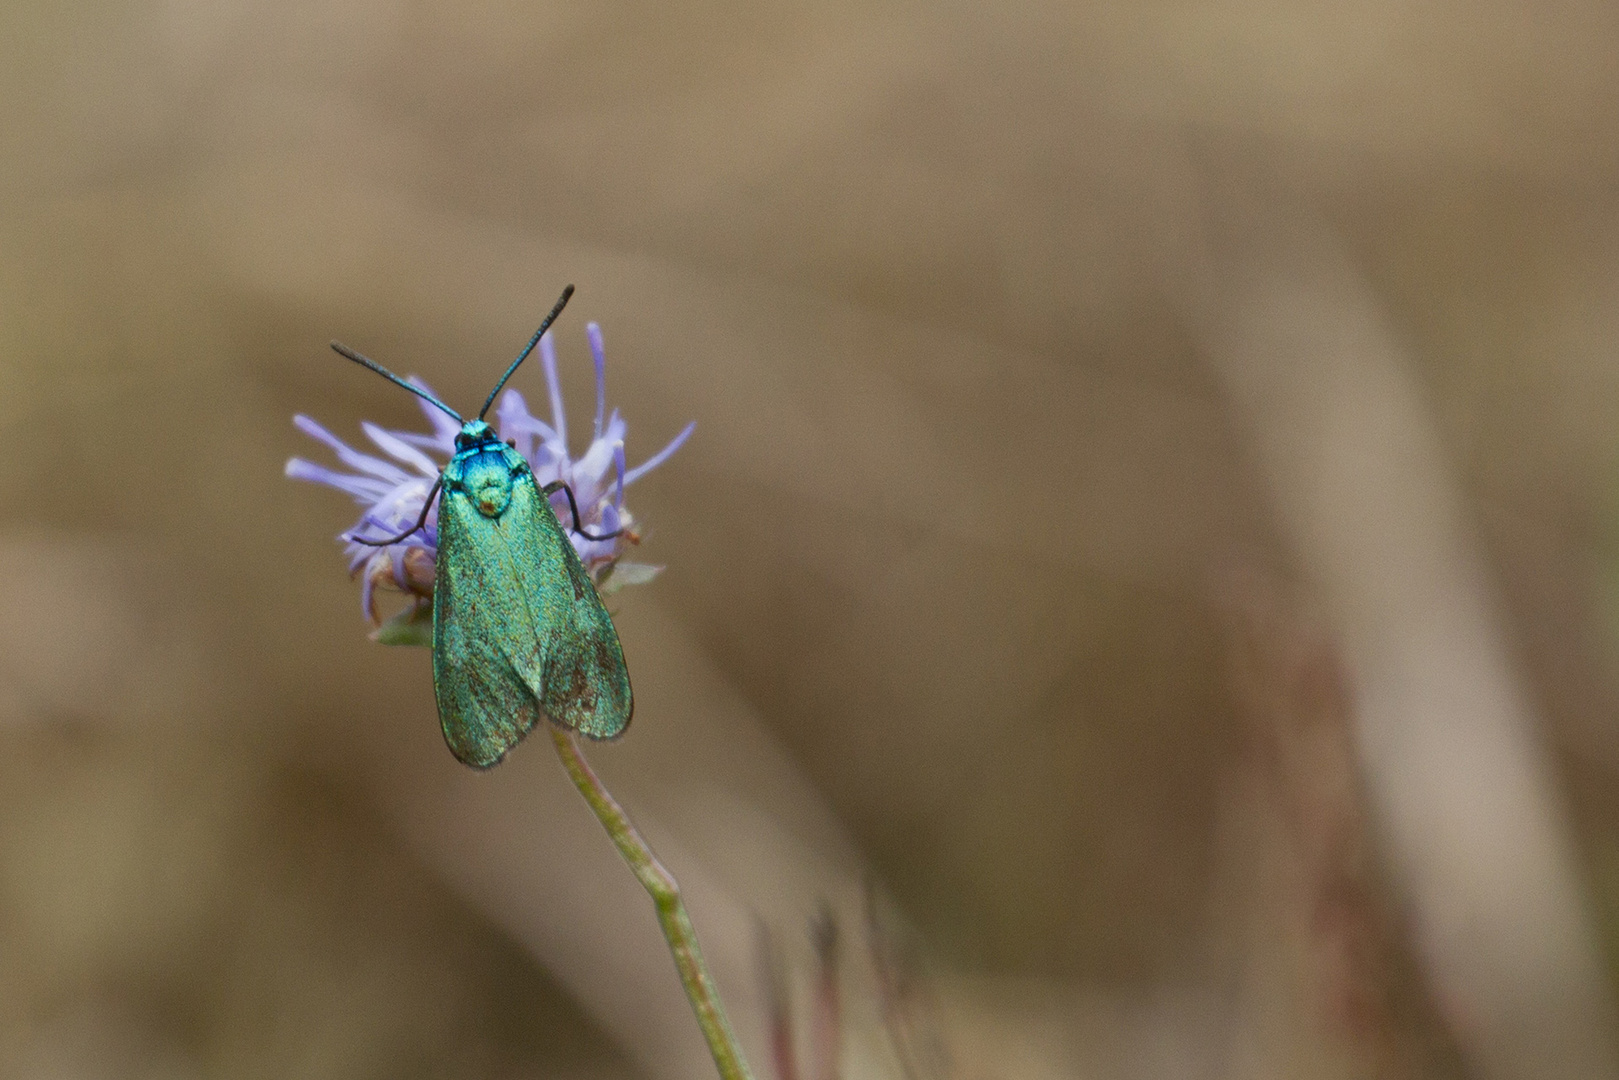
[287,322,693,629]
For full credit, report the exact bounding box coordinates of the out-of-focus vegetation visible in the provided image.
[5,2,1619,1077]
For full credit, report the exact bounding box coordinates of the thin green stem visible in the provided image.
[549,725,756,1080]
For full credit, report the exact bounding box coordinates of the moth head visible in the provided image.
[455,419,499,451]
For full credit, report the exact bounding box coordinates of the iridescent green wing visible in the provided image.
[432,476,544,768]
[522,480,634,741]
[432,466,633,768]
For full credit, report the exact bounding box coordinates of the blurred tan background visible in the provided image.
[5,1,1619,1077]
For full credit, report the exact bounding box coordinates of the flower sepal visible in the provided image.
[371,600,433,648]
[597,561,664,596]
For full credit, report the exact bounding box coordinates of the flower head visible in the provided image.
[287,322,692,633]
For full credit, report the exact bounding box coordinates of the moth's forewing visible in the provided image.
[530,496,634,740]
[432,476,543,768]
[515,474,634,739]
[432,449,633,768]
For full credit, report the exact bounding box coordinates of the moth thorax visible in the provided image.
[469,468,513,518]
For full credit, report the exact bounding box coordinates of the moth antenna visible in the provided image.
[331,342,465,424]
[479,284,575,421]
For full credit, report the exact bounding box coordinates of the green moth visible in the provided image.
[332,285,633,767]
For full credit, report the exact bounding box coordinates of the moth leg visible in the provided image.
[348,475,443,546]
[541,480,624,541]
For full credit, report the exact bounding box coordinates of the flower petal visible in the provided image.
[285,458,396,502]
[294,415,412,484]
[614,442,626,507]
[540,331,567,452]
[569,411,627,490]
[363,421,443,478]
[572,435,616,487]
[393,431,456,452]
[497,388,558,461]
[624,421,695,485]
[588,321,607,441]
[602,410,626,446]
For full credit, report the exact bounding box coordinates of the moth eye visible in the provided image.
[506,439,517,448]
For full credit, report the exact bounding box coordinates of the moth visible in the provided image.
[333,285,633,767]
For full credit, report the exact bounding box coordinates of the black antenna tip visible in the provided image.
[474,283,580,421]
[328,336,466,424]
